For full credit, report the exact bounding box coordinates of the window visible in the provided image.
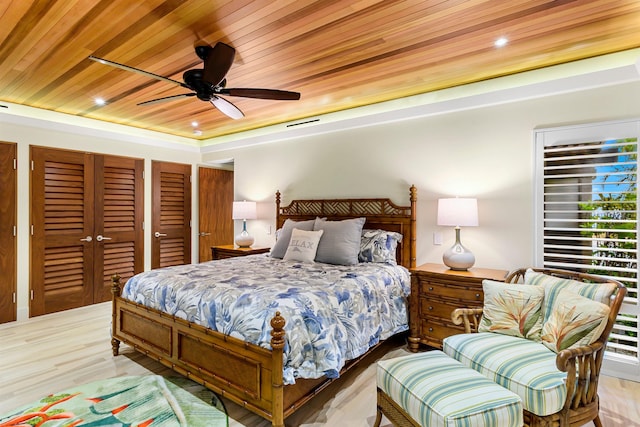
[535,119,640,380]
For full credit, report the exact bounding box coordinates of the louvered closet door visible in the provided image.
[93,155,144,302]
[0,142,17,323]
[152,161,191,269]
[31,147,95,316]
[31,147,144,316]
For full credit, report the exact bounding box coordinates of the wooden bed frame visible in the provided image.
[110,185,417,427]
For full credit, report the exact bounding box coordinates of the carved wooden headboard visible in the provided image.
[275,185,417,269]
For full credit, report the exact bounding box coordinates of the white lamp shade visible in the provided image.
[232,201,257,220]
[437,198,478,227]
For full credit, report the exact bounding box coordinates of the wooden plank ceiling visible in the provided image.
[1,0,640,140]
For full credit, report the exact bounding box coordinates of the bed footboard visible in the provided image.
[111,274,287,426]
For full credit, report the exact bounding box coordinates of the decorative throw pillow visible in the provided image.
[313,217,366,265]
[478,280,545,340]
[540,289,610,353]
[524,269,617,323]
[358,229,403,264]
[270,218,316,259]
[283,229,324,263]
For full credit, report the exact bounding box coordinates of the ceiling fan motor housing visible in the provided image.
[183,69,213,100]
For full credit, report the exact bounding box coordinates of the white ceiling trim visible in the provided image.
[0,101,200,152]
[201,49,640,154]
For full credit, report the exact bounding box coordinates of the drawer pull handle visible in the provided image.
[428,287,433,291]
[428,306,433,310]
[428,327,433,332]
[476,293,481,298]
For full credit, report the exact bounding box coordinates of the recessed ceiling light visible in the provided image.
[494,37,508,48]
[191,121,199,127]
[94,97,106,106]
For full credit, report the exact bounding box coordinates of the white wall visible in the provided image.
[0,120,201,320]
[205,80,640,272]
[4,76,640,321]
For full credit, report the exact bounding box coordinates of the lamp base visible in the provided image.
[442,227,475,271]
[235,230,254,248]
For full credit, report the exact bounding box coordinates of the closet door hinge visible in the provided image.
[31,224,34,235]
[30,289,34,300]
[142,170,145,180]
[142,221,145,230]
[13,158,16,170]
[13,292,16,304]
[31,160,34,171]
[13,225,16,237]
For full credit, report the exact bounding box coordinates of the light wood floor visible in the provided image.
[1,302,638,427]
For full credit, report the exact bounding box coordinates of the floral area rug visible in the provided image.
[0,375,228,427]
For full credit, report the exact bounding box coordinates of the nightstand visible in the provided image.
[211,244,271,260]
[408,263,508,351]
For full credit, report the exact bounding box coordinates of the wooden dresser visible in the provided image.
[211,244,270,260]
[408,263,508,351]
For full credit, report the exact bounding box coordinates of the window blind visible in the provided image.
[535,120,639,376]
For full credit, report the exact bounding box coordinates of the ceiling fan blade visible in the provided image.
[211,95,244,119]
[202,42,235,86]
[137,93,196,106]
[89,55,189,89]
[219,88,301,100]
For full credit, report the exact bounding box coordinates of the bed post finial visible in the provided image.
[111,273,121,297]
[409,185,417,269]
[270,311,286,349]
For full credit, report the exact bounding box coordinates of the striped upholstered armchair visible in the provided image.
[446,267,626,427]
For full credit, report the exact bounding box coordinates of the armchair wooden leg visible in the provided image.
[373,407,382,427]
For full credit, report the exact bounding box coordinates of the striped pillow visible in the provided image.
[524,269,617,323]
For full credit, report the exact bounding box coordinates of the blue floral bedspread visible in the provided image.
[121,254,410,385]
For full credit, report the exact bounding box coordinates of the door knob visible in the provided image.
[80,236,92,242]
[199,232,211,236]
[154,231,167,238]
[96,235,112,242]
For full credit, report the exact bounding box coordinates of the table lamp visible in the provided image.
[232,200,257,247]
[437,197,478,271]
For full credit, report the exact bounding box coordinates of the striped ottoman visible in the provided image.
[374,350,523,427]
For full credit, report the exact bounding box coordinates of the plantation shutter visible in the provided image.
[535,119,640,380]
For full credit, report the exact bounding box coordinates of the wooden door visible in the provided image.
[93,155,144,302]
[0,142,17,323]
[31,147,95,316]
[198,167,234,262]
[152,161,191,269]
[31,147,144,316]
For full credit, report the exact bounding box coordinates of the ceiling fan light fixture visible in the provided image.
[94,97,106,106]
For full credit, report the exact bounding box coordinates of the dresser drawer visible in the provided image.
[419,298,463,321]
[419,318,465,345]
[419,281,483,303]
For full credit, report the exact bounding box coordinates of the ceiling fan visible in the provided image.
[88,42,300,119]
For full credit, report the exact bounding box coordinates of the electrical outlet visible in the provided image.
[433,232,442,245]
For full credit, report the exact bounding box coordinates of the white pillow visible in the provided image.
[270,218,316,259]
[283,229,324,263]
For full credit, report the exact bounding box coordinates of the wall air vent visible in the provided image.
[286,118,319,128]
